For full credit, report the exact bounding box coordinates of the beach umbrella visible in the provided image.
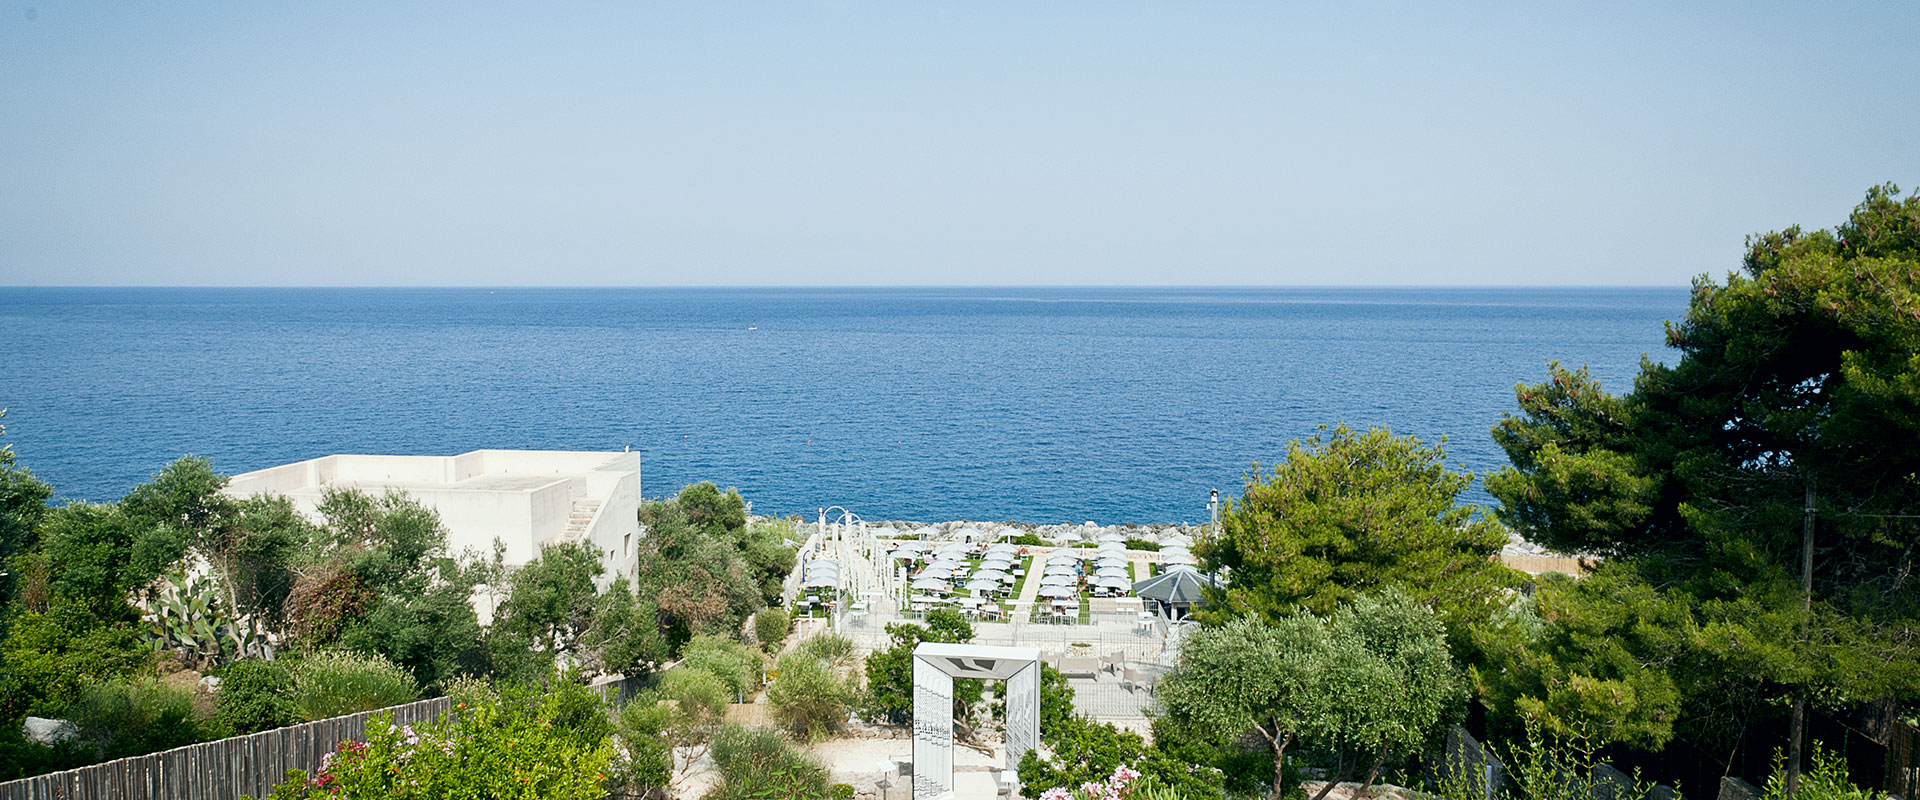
[1163,553,1198,566]
[1094,558,1128,570]
[929,555,966,567]
[911,577,949,591]
[1133,569,1213,605]
[805,561,839,573]
[892,541,928,553]
[1096,575,1132,591]
[973,569,1011,582]
[997,528,1023,541]
[911,526,940,539]
[964,578,999,593]
[1039,572,1076,585]
[986,541,1019,552]
[873,526,900,539]
[1043,564,1077,576]
[954,527,983,541]
[978,558,1015,572]
[1164,563,1198,574]
[919,566,955,579]
[1097,532,1125,543]
[1096,566,1129,579]
[1039,584,1078,598]
[1160,545,1192,558]
[937,541,970,554]
[1160,534,1193,548]
[803,575,839,588]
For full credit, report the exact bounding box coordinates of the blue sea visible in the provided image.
[0,287,1684,523]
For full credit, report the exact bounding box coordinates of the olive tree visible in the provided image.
[1158,589,1463,800]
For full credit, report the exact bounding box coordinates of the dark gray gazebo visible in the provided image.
[1131,566,1214,619]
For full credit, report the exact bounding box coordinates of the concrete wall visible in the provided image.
[407,484,551,566]
[583,454,642,586]
[468,450,630,476]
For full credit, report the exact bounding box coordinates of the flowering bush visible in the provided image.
[250,683,613,799]
[1041,765,1169,800]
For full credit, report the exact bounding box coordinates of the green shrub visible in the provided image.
[755,608,791,650]
[257,682,613,800]
[1429,722,1659,800]
[1123,538,1161,552]
[216,659,298,735]
[289,651,417,722]
[606,709,672,798]
[680,635,762,700]
[608,670,731,799]
[796,633,854,666]
[64,678,209,761]
[658,667,731,721]
[0,608,152,718]
[0,723,89,782]
[513,673,613,750]
[708,724,833,800]
[923,608,972,643]
[768,651,853,741]
[1013,532,1048,546]
[1762,743,1881,800]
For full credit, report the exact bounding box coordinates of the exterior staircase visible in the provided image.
[558,501,600,544]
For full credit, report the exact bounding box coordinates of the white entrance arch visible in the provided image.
[912,643,1042,800]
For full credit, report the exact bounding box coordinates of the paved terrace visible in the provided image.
[792,522,1192,722]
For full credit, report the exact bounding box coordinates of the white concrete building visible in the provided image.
[222,450,643,606]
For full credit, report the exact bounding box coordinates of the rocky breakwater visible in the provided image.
[862,519,1205,546]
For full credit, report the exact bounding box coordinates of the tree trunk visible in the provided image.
[1787,480,1816,798]
[1353,752,1388,798]
[1267,731,1294,800]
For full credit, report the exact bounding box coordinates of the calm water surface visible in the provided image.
[0,287,1683,523]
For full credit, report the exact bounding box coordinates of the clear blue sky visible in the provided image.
[2,2,1913,287]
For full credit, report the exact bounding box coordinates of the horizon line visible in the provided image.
[0,283,1695,290]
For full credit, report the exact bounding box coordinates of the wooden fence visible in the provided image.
[0,696,450,800]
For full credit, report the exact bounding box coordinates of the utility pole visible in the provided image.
[1786,479,1816,798]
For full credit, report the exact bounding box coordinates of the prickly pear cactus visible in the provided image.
[146,572,271,668]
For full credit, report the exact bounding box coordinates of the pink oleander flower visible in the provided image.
[1082,781,1106,798]
[1111,765,1141,785]
[1040,787,1073,800]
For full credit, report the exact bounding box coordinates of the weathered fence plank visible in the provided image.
[0,696,451,800]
